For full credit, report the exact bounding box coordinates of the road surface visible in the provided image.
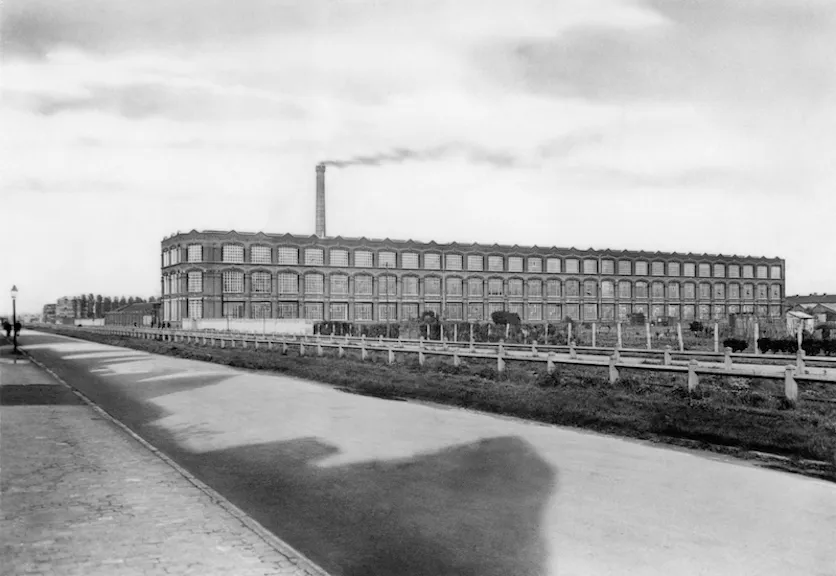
[18,330,836,576]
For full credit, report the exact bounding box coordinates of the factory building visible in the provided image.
[160,165,785,324]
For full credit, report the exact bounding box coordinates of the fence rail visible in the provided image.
[44,324,836,405]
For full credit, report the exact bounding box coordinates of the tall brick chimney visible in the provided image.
[315,163,326,238]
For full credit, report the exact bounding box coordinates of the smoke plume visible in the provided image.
[321,142,518,169]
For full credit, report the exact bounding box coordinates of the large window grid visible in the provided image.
[355,250,374,267]
[583,259,598,275]
[467,255,484,271]
[278,273,298,294]
[402,277,419,296]
[446,277,463,297]
[379,275,397,296]
[223,271,244,293]
[508,279,523,297]
[601,280,614,299]
[651,262,665,276]
[305,248,324,266]
[601,260,615,275]
[488,256,504,271]
[378,303,397,321]
[445,254,463,271]
[304,303,323,320]
[528,257,542,273]
[379,251,396,268]
[668,262,680,276]
[617,261,631,275]
[222,245,244,264]
[355,303,373,321]
[188,271,203,293]
[187,245,203,263]
[528,279,542,298]
[252,272,271,293]
[330,303,348,321]
[277,247,298,265]
[565,259,580,274]
[547,258,561,273]
[251,302,271,319]
[488,279,504,296]
[277,303,298,318]
[402,252,419,269]
[330,275,349,295]
[634,261,648,276]
[425,277,441,296]
[546,280,561,298]
[188,299,203,319]
[250,246,271,264]
[468,279,483,297]
[355,275,373,296]
[508,257,524,272]
[330,249,349,267]
[683,263,696,277]
[424,253,441,270]
[305,274,324,295]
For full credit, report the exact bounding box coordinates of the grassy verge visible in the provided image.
[35,326,836,480]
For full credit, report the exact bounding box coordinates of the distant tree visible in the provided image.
[127,296,136,305]
[103,297,113,314]
[87,294,95,318]
[148,296,157,303]
[119,296,127,307]
[95,295,104,318]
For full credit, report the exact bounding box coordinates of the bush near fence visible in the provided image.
[758,338,836,356]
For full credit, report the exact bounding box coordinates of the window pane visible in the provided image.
[729,283,740,299]
[527,303,542,321]
[488,278,504,296]
[330,303,348,321]
[508,257,523,272]
[277,247,298,265]
[713,263,725,278]
[488,255,504,271]
[330,249,349,267]
[651,282,664,298]
[330,274,348,295]
[714,283,725,299]
[565,259,579,274]
[222,245,244,263]
[378,303,397,321]
[770,265,782,279]
[304,248,324,266]
[278,273,298,294]
[251,246,271,264]
[651,262,664,276]
[668,262,680,276]
[528,257,542,273]
[223,271,243,293]
[528,279,542,297]
[467,303,483,321]
[305,274,324,294]
[698,263,711,277]
[379,251,396,268]
[635,261,648,275]
[565,280,579,297]
[547,304,562,321]
[402,303,419,320]
[188,299,203,319]
[770,284,781,300]
[467,255,483,271]
[188,271,203,293]
[445,277,462,296]
[379,275,397,296]
[304,303,323,320]
[424,277,441,296]
[222,301,244,318]
[583,304,597,320]
[252,272,271,293]
[546,279,561,298]
[468,278,483,297]
[402,277,419,296]
[618,260,631,275]
[601,280,614,298]
[355,303,373,321]
[756,265,768,279]
[508,279,523,296]
[699,283,711,298]
[683,263,696,277]
[583,259,597,274]
[424,253,441,270]
[402,252,419,269]
[355,275,373,296]
[355,250,374,267]
[546,258,561,273]
[252,302,271,319]
[600,259,614,275]
[583,280,597,297]
[743,265,754,278]
[187,244,203,263]
[618,281,631,299]
[728,265,740,278]
[446,303,463,320]
[277,303,298,318]
[635,282,648,298]
[445,254,463,270]
[667,282,680,299]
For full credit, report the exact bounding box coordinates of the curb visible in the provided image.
[19,347,333,576]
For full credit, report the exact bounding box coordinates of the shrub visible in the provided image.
[723,338,749,353]
[491,311,521,326]
[689,321,704,333]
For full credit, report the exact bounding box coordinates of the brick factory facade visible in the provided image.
[160,230,786,325]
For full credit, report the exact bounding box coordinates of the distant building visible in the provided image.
[55,296,79,324]
[42,303,56,323]
[786,293,836,310]
[105,302,161,327]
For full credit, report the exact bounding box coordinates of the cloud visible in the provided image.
[477,0,836,106]
[322,143,519,169]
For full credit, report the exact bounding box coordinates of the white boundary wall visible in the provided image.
[183,318,314,335]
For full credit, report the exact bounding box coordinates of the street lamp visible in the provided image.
[11,285,18,353]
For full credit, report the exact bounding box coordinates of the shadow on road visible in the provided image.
[184,435,557,576]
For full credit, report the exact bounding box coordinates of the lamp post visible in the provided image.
[383,263,393,339]
[11,285,18,353]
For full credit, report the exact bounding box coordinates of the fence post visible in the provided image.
[613,347,621,361]
[470,324,474,344]
[531,343,538,357]
[645,322,652,350]
[378,335,383,345]
[724,346,732,370]
[361,343,368,361]
[498,339,505,356]
[470,337,475,352]
[254,340,259,350]
[442,336,448,351]
[569,341,577,359]
[497,347,505,374]
[454,324,458,343]
[299,342,305,356]
[220,338,226,349]
[338,343,345,358]
[317,342,323,357]
[453,350,461,367]
[663,345,671,366]
[617,322,623,349]
[784,366,798,404]
[796,349,805,373]
[713,323,719,353]
[687,360,699,392]
[344,334,349,345]
[591,322,597,348]
[567,323,572,345]
[505,323,510,340]
[797,323,803,350]
[398,336,403,348]
[753,322,760,355]
[418,349,425,366]
[419,336,425,349]
[677,322,684,352]
[241,337,247,349]
[609,354,619,384]
[388,347,395,365]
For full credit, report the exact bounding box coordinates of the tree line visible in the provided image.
[69,294,158,319]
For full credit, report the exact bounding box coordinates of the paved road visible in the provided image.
[19,331,836,576]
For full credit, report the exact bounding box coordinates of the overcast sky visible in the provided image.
[3,0,835,314]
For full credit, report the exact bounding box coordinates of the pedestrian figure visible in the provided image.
[13,321,22,337]
[2,320,10,338]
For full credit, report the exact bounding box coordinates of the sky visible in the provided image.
[2,0,835,315]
